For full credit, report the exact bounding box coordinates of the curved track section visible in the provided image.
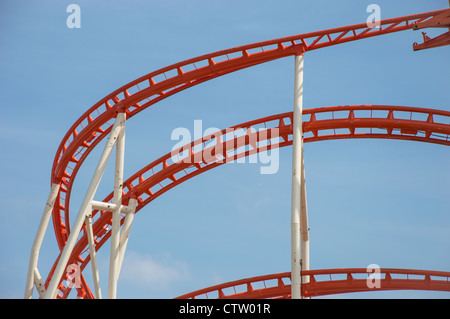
[49,8,448,250]
[175,268,450,299]
[29,8,449,298]
[45,105,450,298]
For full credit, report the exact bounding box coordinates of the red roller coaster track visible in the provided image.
[175,268,450,299]
[25,6,450,299]
[47,104,450,299]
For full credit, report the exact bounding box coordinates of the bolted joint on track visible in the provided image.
[293,44,306,56]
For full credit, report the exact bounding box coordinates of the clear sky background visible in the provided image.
[0,0,449,299]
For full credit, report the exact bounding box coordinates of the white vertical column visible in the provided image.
[44,112,126,299]
[291,53,304,299]
[300,149,310,291]
[108,112,126,299]
[25,182,60,299]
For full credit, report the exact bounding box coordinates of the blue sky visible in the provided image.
[0,0,449,299]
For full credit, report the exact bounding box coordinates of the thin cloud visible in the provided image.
[119,250,190,290]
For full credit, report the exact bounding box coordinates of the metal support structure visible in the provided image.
[300,149,310,297]
[117,198,137,277]
[33,268,46,298]
[412,6,450,50]
[85,210,102,299]
[26,7,450,299]
[44,112,127,299]
[291,53,309,299]
[24,182,60,299]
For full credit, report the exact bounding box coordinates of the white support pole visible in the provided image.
[300,150,310,290]
[44,113,126,299]
[117,198,137,279]
[91,200,135,214]
[91,200,117,212]
[291,53,304,299]
[108,113,126,299]
[25,182,60,299]
[85,210,102,299]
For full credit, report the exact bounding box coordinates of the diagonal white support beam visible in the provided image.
[44,112,127,299]
[25,182,60,299]
[300,149,310,295]
[117,198,138,281]
[85,210,102,299]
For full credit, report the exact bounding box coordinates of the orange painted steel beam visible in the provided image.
[413,30,450,51]
[412,7,450,50]
[175,268,450,299]
[48,8,449,252]
[44,105,450,298]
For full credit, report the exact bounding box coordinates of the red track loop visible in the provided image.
[175,268,450,299]
[49,8,448,250]
[45,105,450,298]
[43,8,450,299]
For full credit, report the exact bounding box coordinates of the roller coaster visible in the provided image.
[25,6,450,299]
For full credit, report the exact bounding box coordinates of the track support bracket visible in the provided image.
[413,8,450,51]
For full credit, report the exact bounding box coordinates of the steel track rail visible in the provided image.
[45,105,450,298]
[175,268,450,299]
[49,8,449,250]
